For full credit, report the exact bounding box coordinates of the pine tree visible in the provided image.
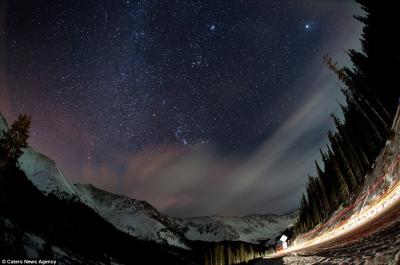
[0,114,31,170]
[204,253,210,265]
[296,0,400,234]
[227,244,233,265]
[314,161,332,216]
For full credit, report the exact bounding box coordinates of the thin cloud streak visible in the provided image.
[76,9,364,217]
[77,76,343,217]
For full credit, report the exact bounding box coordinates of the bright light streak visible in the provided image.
[266,158,400,258]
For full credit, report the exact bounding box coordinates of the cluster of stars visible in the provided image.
[5,0,340,187]
[7,0,325,159]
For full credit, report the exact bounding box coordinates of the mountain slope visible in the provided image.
[1,112,296,250]
[18,148,79,200]
[0,216,121,265]
[0,114,79,200]
[0,164,190,264]
[74,183,297,246]
[75,183,189,249]
[173,213,296,244]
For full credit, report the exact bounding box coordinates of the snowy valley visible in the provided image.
[0,113,295,264]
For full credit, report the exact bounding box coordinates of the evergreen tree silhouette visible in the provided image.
[295,1,400,234]
[0,114,31,171]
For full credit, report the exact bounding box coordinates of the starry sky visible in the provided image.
[0,0,363,217]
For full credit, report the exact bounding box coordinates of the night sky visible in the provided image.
[0,0,363,217]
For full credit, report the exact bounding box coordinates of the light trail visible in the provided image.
[266,156,400,258]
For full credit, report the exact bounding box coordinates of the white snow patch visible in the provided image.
[0,113,79,200]
[174,213,296,244]
[18,147,79,200]
[75,184,189,249]
[0,113,8,137]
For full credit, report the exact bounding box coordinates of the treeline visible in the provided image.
[203,241,264,265]
[295,0,400,234]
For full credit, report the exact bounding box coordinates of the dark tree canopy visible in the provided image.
[0,114,31,170]
[295,0,400,233]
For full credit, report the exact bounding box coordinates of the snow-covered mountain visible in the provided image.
[0,112,296,249]
[74,183,297,247]
[75,183,189,249]
[18,148,80,200]
[173,213,296,244]
[1,115,80,201]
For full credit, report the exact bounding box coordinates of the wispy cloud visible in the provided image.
[77,74,344,217]
[76,4,364,217]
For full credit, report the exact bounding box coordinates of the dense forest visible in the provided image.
[295,0,400,234]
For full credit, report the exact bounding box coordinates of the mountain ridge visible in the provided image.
[74,182,297,247]
[0,112,297,249]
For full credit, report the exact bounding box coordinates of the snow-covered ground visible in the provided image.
[0,217,121,265]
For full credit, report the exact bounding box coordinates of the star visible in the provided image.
[175,127,182,138]
[5,0,361,217]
